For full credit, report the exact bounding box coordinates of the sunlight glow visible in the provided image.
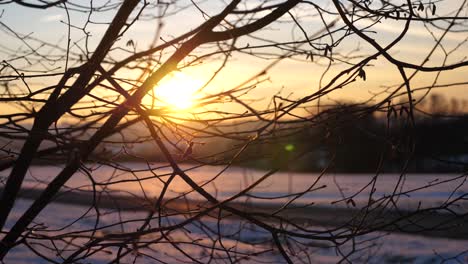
[153,72,203,110]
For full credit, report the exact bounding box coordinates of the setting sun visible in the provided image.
[152,72,203,110]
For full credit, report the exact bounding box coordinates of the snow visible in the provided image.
[1,164,468,263]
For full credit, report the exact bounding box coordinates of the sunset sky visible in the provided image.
[1,0,467,115]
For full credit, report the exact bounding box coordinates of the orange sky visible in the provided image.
[1,1,467,117]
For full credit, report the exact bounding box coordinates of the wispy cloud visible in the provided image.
[41,14,63,22]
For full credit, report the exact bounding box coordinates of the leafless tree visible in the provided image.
[0,0,467,263]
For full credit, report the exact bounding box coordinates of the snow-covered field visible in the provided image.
[2,163,468,263]
[3,199,468,263]
[14,163,468,210]
[2,198,467,264]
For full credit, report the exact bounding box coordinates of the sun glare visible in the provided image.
[152,72,203,110]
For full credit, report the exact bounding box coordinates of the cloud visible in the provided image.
[41,14,63,22]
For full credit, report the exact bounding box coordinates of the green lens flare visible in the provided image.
[285,144,295,152]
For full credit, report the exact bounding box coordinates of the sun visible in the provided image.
[151,72,203,110]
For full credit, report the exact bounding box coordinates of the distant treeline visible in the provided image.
[11,94,468,173]
[234,100,468,173]
[94,96,468,173]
